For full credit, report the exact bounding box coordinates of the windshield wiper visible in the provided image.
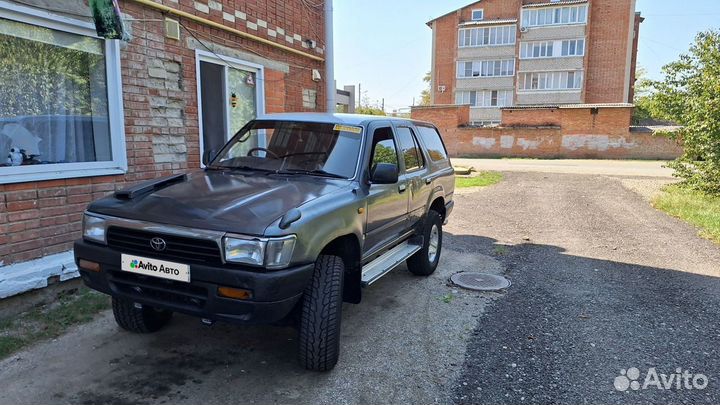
[276,169,347,179]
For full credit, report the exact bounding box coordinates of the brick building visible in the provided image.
[411,0,680,160]
[0,0,326,297]
[428,0,642,126]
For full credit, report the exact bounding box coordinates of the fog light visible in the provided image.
[78,259,101,272]
[217,286,252,300]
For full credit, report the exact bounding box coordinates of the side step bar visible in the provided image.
[361,240,422,287]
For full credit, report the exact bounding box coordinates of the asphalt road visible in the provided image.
[2,168,720,404]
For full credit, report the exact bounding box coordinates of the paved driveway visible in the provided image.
[2,163,720,405]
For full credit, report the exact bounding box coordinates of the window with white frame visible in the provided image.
[519,71,584,91]
[456,90,514,108]
[457,59,515,78]
[520,39,585,59]
[471,9,484,21]
[561,39,585,56]
[458,25,516,47]
[521,4,588,28]
[520,41,554,59]
[0,3,125,184]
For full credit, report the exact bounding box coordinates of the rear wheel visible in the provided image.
[298,254,344,371]
[112,297,173,333]
[407,210,443,276]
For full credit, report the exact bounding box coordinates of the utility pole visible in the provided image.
[325,0,335,113]
[358,83,361,109]
[381,98,385,111]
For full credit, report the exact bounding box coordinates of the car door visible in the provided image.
[363,123,408,256]
[393,124,432,229]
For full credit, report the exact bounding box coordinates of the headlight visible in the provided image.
[83,214,107,244]
[223,235,296,269]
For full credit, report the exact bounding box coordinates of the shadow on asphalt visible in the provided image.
[445,232,720,405]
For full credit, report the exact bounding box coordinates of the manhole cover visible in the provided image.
[450,273,510,291]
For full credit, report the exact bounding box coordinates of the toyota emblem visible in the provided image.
[150,237,167,252]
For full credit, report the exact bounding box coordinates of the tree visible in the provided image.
[652,30,720,194]
[418,71,431,106]
[631,67,656,125]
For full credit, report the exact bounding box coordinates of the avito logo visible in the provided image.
[614,367,708,392]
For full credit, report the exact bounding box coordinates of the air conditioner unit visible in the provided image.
[438,85,447,93]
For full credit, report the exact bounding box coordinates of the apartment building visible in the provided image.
[428,0,641,126]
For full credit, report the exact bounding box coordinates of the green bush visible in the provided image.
[651,30,720,195]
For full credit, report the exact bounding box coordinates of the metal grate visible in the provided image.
[107,227,223,265]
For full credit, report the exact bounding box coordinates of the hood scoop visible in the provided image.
[115,174,187,200]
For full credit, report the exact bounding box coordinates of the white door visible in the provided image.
[195,50,265,165]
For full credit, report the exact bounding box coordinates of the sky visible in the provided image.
[333,0,720,112]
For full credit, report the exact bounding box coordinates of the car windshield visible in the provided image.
[209,120,363,178]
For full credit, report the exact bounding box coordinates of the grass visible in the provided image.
[653,185,720,243]
[493,245,509,256]
[0,287,110,359]
[455,171,503,188]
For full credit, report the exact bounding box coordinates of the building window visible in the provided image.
[471,9,484,21]
[519,71,584,91]
[456,90,513,108]
[457,59,515,78]
[561,39,585,56]
[520,39,585,59]
[458,25,516,47]
[0,3,125,184]
[520,41,554,59]
[521,5,588,28]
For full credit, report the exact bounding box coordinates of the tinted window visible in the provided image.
[212,121,362,178]
[417,126,449,162]
[395,127,423,171]
[370,127,399,170]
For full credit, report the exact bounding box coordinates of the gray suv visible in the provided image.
[74,113,454,371]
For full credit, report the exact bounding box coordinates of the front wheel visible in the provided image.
[407,210,443,276]
[112,297,173,333]
[298,254,344,371]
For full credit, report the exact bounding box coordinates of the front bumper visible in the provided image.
[74,240,314,324]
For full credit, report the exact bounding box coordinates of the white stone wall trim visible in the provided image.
[0,251,79,299]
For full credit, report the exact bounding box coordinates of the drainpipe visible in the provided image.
[325,0,335,113]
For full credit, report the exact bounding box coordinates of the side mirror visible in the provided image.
[370,163,399,184]
[202,149,218,166]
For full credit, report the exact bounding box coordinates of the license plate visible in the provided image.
[120,254,190,283]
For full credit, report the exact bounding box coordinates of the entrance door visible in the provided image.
[196,50,265,165]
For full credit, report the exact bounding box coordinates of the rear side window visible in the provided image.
[395,127,424,171]
[417,126,449,162]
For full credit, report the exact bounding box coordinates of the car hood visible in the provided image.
[88,170,350,235]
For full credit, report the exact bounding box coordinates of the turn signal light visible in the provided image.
[78,259,101,272]
[218,286,252,300]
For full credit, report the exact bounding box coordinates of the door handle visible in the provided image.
[398,183,407,193]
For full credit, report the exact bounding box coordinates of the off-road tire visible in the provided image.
[298,254,344,371]
[112,297,173,333]
[407,210,443,276]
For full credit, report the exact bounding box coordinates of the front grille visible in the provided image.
[107,227,223,265]
[108,270,208,309]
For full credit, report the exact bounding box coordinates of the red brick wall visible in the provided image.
[585,0,636,103]
[502,107,633,135]
[0,0,324,266]
[411,105,682,160]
